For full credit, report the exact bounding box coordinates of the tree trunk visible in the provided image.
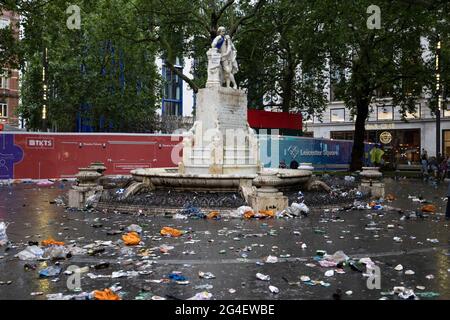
[165,60,199,93]
[350,99,369,171]
[281,63,295,112]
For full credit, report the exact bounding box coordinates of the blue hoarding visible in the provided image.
[259,135,373,170]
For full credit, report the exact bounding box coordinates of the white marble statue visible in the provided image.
[211,26,239,89]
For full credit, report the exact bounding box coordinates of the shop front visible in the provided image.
[331,129,421,166]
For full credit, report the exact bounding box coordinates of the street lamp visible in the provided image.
[436,39,441,158]
[42,47,48,131]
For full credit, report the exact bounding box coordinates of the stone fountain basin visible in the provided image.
[265,168,312,187]
[131,167,312,191]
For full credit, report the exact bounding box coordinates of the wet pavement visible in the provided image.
[0,178,449,300]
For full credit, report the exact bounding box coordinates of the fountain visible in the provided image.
[115,27,313,213]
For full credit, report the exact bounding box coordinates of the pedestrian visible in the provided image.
[421,149,429,180]
[370,144,384,167]
[279,160,287,169]
[437,152,443,165]
[429,156,439,179]
[446,180,450,220]
[290,159,299,169]
[439,156,448,181]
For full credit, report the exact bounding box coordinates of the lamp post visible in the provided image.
[42,47,48,131]
[436,38,441,158]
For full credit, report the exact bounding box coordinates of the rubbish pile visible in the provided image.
[2,175,448,301]
[279,202,309,218]
[179,204,206,219]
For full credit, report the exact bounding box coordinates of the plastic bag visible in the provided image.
[325,251,349,264]
[122,232,141,246]
[85,193,101,208]
[421,204,436,213]
[173,213,188,220]
[291,202,309,216]
[126,224,142,234]
[231,206,254,219]
[257,210,275,218]
[93,288,121,300]
[198,271,216,279]
[17,246,44,260]
[256,273,270,281]
[179,204,205,219]
[168,273,187,281]
[244,210,255,219]
[207,211,220,219]
[42,238,65,246]
[39,266,62,277]
[265,255,278,263]
[0,222,8,246]
[160,227,182,237]
[43,245,68,259]
[188,292,212,300]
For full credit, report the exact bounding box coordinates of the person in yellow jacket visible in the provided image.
[370,144,384,167]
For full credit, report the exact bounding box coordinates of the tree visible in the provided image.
[320,0,443,170]
[235,0,329,115]
[118,0,267,93]
[14,0,160,131]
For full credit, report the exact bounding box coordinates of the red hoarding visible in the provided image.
[247,109,302,131]
[0,133,182,180]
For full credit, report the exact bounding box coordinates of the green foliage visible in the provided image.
[6,0,160,131]
[2,0,449,137]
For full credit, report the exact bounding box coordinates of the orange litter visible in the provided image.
[385,194,396,201]
[421,204,436,213]
[93,288,121,300]
[122,232,141,246]
[258,210,275,218]
[160,227,183,237]
[243,210,255,219]
[207,211,220,219]
[41,238,65,246]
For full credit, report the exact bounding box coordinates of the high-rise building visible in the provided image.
[161,58,183,117]
[0,10,19,127]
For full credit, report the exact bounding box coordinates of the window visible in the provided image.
[162,61,183,116]
[396,104,421,120]
[0,70,8,89]
[0,18,10,29]
[0,103,7,118]
[377,106,393,121]
[331,131,354,141]
[330,108,345,122]
[404,110,420,120]
[443,102,450,117]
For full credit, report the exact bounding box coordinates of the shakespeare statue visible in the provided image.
[211,26,239,89]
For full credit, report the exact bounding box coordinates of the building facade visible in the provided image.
[0,10,20,127]
[305,98,450,165]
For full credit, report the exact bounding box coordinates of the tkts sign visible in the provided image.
[26,137,54,149]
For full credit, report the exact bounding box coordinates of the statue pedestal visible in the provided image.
[68,167,103,209]
[360,167,384,198]
[249,171,288,212]
[182,86,260,175]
